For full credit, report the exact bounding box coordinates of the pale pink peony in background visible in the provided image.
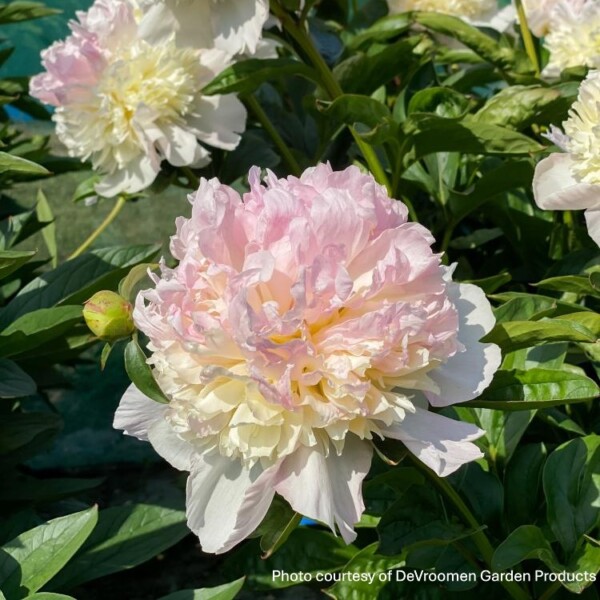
[114,164,501,553]
[29,0,246,197]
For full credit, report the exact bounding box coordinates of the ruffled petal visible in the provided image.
[186,452,277,554]
[426,282,501,407]
[533,153,600,211]
[113,384,167,441]
[274,436,372,543]
[381,406,484,476]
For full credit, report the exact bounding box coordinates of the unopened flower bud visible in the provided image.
[83,291,134,341]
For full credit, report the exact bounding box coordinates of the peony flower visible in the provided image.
[542,0,600,77]
[29,0,246,197]
[520,0,561,37]
[387,0,516,32]
[533,70,600,246]
[134,0,270,57]
[114,164,501,553]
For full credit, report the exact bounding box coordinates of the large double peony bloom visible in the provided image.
[28,0,265,197]
[533,70,600,246]
[114,164,501,553]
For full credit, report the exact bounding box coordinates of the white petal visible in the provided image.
[186,452,277,554]
[584,209,600,246]
[113,384,167,441]
[158,124,203,167]
[481,5,517,32]
[533,153,600,211]
[382,407,484,477]
[137,3,177,45]
[212,0,270,55]
[426,282,501,407]
[165,1,216,50]
[190,95,246,151]
[95,154,159,197]
[147,418,195,471]
[274,436,372,543]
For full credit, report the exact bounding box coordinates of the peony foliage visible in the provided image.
[0,0,599,599]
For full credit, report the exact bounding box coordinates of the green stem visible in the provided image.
[68,196,127,260]
[271,2,392,194]
[181,166,200,188]
[538,581,561,600]
[411,457,531,600]
[514,0,540,77]
[244,94,302,176]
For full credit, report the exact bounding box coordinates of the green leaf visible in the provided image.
[492,525,561,571]
[72,174,100,203]
[0,306,82,358]
[320,94,391,133]
[472,85,564,130]
[124,339,169,404]
[493,528,599,594]
[0,1,60,24]
[448,160,534,223]
[334,36,431,95]
[348,13,411,47]
[256,498,301,559]
[469,368,600,410]
[0,474,102,504]
[324,543,405,600]
[0,152,49,176]
[24,595,75,600]
[35,190,57,269]
[402,115,543,167]
[203,58,318,95]
[118,263,158,301]
[482,318,597,352]
[0,359,35,398]
[47,504,188,590]
[0,412,62,466]
[413,11,516,69]
[504,443,547,528]
[0,507,98,599]
[222,529,358,590]
[157,578,246,600]
[407,86,469,118]
[536,274,600,297]
[0,250,36,282]
[0,244,160,329]
[494,296,557,324]
[474,408,534,465]
[543,435,600,555]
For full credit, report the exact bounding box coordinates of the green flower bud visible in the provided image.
[83,291,135,342]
